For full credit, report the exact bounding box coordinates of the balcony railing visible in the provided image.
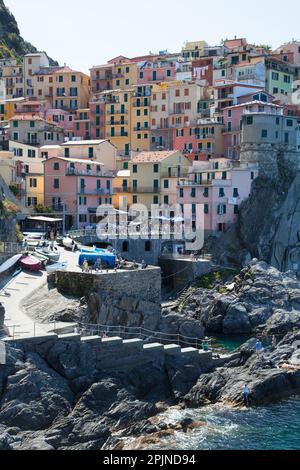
[133,126,149,131]
[132,187,160,194]
[106,109,128,115]
[78,188,113,195]
[25,141,40,146]
[106,120,128,126]
[66,169,104,177]
[109,132,128,137]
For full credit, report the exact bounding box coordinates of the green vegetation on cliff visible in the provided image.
[0,0,58,64]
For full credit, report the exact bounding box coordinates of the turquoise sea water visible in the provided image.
[151,335,300,450]
[152,398,300,450]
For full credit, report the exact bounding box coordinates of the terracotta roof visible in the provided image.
[132,150,180,163]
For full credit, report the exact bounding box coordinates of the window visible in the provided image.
[126,67,130,73]
[233,188,239,197]
[28,149,36,158]
[191,187,196,198]
[53,162,60,170]
[284,75,291,83]
[133,164,137,173]
[175,89,180,97]
[276,117,280,125]
[133,195,138,204]
[287,119,293,127]
[284,132,289,144]
[153,164,159,173]
[164,180,169,189]
[204,204,209,214]
[234,205,239,214]
[153,195,159,204]
[217,204,227,215]
[64,148,70,158]
[179,188,184,198]
[246,116,253,125]
[13,132,18,141]
[167,69,171,77]
[261,129,268,138]
[272,72,279,80]
[132,179,138,190]
[203,187,209,198]
[164,195,169,204]
[53,178,59,189]
[273,87,279,94]
[79,215,87,223]
[222,171,227,180]
[88,147,94,158]
[29,178,37,188]
[71,75,76,82]
[219,188,225,198]
[13,121,18,128]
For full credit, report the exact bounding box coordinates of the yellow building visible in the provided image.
[0,97,25,122]
[182,40,208,59]
[130,85,152,153]
[101,89,133,156]
[112,169,133,210]
[53,67,90,111]
[112,62,137,91]
[8,141,45,207]
[129,150,190,209]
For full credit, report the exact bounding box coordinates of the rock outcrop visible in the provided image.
[205,172,300,275]
[174,259,300,336]
[185,331,300,408]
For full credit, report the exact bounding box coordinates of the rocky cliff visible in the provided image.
[0,0,58,64]
[173,259,300,337]
[206,168,300,275]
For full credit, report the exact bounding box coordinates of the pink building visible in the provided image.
[223,93,283,158]
[71,109,90,139]
[137,61,176,84]
[173,121,225,161]
[177,158,258,234]
[44,157,114,229]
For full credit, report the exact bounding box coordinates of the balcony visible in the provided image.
[52,204,67,212]
[25,141,40,146]
[133,126,149,131]
[106,109,128,115]
[106,120,128,126]
[132,187,160,194]
[113,73,124,78]
[109,132,128,137]
[78,188,114,196]
[66,169,103,177]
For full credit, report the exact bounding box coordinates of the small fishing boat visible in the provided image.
[35,247,60,262]
[46,261,68,274]
[0,254,23,275]
[20,256,41,272]
[63,237,77,251]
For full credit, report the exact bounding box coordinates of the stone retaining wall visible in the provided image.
[4,333,214,372]
[52,266,161,302]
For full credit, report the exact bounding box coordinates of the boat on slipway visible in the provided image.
[46,261,68,274]
[0,254,23,275]
[20,256,41,272]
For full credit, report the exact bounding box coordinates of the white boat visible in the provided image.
[0,254,23,275]
[63,237,77,251]
[46,261,68,274]
[35,242,60,262]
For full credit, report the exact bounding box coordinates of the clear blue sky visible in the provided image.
[5,0,300,73]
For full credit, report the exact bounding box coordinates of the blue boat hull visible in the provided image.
[79,252,116,269]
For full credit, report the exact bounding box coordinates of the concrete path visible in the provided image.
[0,246,78,339]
